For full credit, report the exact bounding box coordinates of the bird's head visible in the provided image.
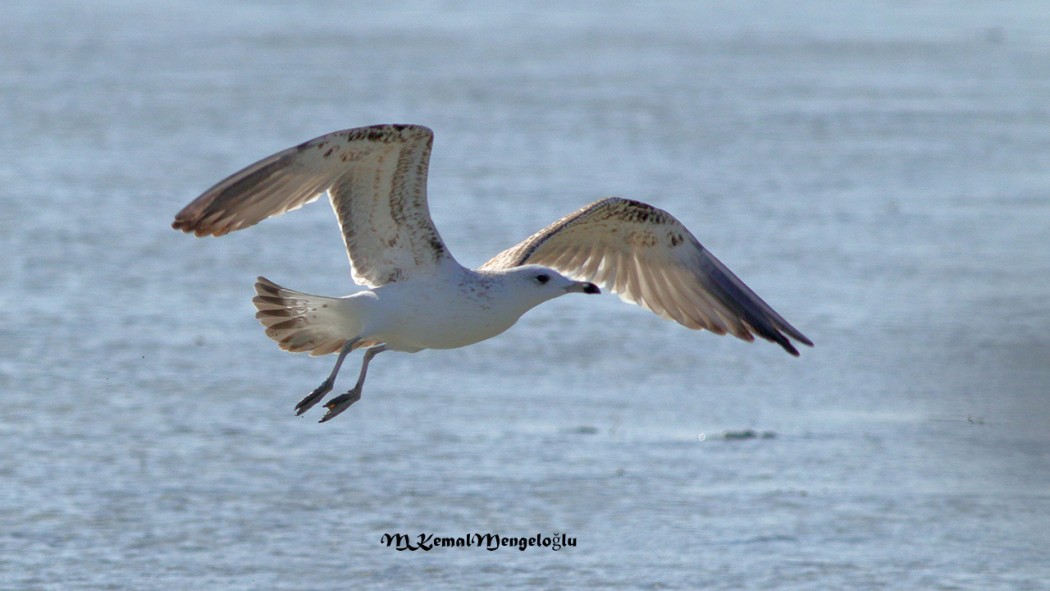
[476,265,600,324]
[513,265,600,298]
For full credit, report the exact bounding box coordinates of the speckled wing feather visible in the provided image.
[172,124,453,287]
[481,198,812,355]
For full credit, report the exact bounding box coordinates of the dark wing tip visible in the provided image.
[171,203,239,237]
[762,321,813,357]
[170,217,203,235]
[753,323,803,357]
[171,217,198,234]
[695,248,813,357]
[780,325,814,356]
[171,216,225,237]
[775,329,814,357]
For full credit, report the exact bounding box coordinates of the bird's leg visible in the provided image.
[294,338,359,416]
[319,344,388,423]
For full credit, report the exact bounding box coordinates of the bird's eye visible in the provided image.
[535,273,550,284]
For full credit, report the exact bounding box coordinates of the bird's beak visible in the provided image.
[568,281,601,295]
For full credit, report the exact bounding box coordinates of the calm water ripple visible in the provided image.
[3,1,1049,589]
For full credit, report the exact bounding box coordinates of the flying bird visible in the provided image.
[172,124,811,422]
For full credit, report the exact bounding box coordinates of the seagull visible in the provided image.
[172,124,812,423]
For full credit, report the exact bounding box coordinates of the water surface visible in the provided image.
[3,1,1049,589]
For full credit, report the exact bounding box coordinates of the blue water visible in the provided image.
[3,1,1050,589]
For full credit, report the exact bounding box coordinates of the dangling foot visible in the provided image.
[315,344,387,423]
[295,377,333,416]
[293,338,359,417]
[318,387,363,423]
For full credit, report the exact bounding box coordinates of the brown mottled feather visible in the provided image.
[172,124,453,288]
[481,197,812,355]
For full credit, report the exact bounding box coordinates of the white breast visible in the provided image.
[357,267,538,351]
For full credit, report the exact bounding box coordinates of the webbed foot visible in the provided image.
[295,377,333,416]
[318,388,362,423]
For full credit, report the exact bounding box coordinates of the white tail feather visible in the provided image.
[252,277,370,356]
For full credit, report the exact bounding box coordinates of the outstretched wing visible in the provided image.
[172,124,456,287]
[481,197,812,355]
